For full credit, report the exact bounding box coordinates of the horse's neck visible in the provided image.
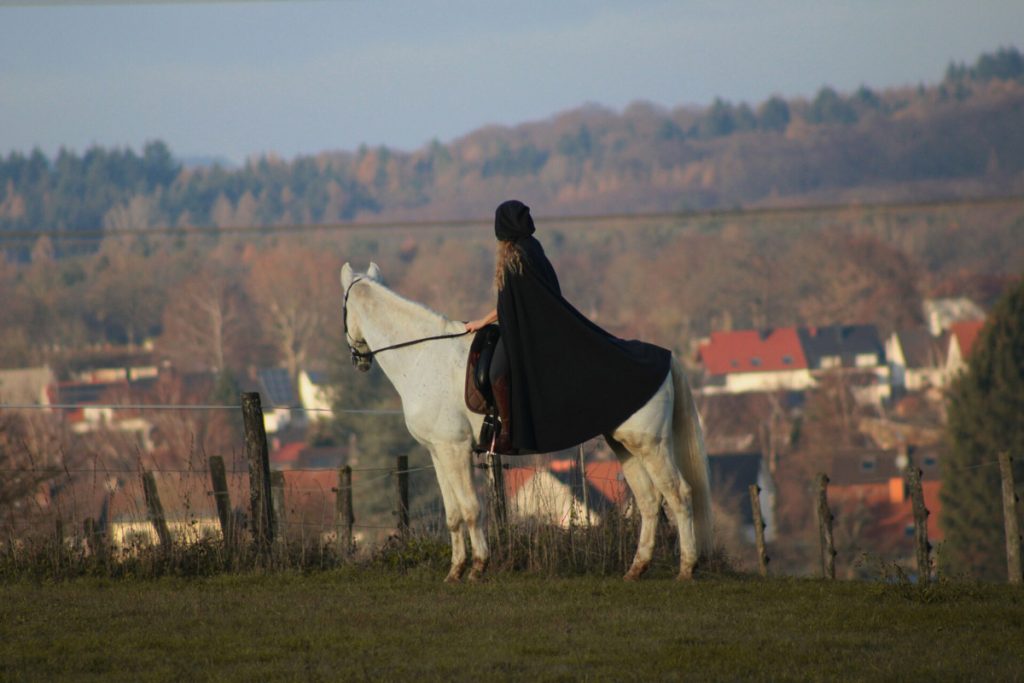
[361,284,459,393]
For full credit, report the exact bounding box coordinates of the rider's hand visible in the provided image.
[465,318,484,332]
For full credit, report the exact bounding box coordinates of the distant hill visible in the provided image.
[1,47,1023,235]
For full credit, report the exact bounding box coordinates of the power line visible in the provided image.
[0,402,404,415]
[0,0,324,7]
[1,195,1021,244]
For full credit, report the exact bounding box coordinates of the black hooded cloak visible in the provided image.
[494,200,671,453]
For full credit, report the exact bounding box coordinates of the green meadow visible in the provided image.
[2,570,1021,681]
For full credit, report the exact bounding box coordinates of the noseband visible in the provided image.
[343,277,471,366]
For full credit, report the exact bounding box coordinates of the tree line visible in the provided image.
[2,48,1023,246]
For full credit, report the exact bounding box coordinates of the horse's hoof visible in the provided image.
[676,568,694,581]
[623,562,650,581]
[445,562,467,583]
[467,559,488,582]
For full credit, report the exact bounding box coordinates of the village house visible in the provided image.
[504,459,621,528]
[887,296,987,397]
[696,328,813,394]
[38,466,249,554]
[51,376,157,450]
[504,448,770,543]
[253,367,304,434]
[824,445,943,567]
[0,366,56,408]
[944,319,985,385]
[886,327,949,394]
[923,297,985,336]
[697,324,888,404]
[298,370,335,421]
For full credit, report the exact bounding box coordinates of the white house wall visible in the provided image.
[724,369,816,393]
[508,471,602,528]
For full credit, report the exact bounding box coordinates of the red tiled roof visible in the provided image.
[504,460,629,507]
[950,319,985,358]
[584,461,629,506]
[271,442,305,466]
[698,328,807,376]
[504,467,540,499]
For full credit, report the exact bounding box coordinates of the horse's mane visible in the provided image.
[362,277,464,335]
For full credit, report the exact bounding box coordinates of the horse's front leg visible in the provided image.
[445,521,468,584]
[440,441,488,581]
[461,483,489,582]
[427,445,469,582]
[431,441,488,582]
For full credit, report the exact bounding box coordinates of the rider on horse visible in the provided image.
[466,200,672,455]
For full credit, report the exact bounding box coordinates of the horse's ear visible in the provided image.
[367,262,383,282]
[340,262,354,289]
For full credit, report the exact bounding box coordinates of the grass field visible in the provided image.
[2,568,1022,681]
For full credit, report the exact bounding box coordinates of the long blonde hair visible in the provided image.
[494,240,524,291]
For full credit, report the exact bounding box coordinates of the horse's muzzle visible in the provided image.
[351,349,372,372]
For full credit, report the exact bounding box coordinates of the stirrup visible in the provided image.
[474,413,498,455]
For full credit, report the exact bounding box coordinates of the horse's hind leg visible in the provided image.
[607,435,660,581]
[636,438,698,580]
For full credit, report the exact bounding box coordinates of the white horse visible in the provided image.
[341,262,713,582]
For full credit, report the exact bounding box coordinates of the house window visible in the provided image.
[905,524,916,538]
[782,355,793,365]
[730,359,739,368]
[923,456,937,467]
[750,357,762,367]
[861,457,876,472]
[855,353,878,368]
[821,356,841,369]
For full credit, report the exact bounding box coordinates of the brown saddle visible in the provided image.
[465,325,499,415]
[465,325,514,454]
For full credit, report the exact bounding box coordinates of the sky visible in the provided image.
[1,0,1021,164]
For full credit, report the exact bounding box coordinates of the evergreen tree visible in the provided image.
[941,278,1024,580]
[757,96,791,132]
[806,86,858,126]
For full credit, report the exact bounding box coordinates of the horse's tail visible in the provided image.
[671,357,714,559]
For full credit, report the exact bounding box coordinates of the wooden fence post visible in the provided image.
[53,518,65,570]
[242,392,275,553]
[816,473,836,580]
[83,517,105,560]
[489,452,507,532]
[749,484,769,577]
[578,445,589,526]
[142,470,172,550]
[270,471,286,544]
[208,455,234,546]
[395,455,409,536]
[998,451,1022,585]
[904,463,931,582]
[335,465,354,556]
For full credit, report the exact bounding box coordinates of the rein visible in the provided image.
[343,277,471,364]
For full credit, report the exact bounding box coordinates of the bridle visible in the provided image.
[343,277,471,366]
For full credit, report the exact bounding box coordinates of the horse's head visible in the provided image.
[341,261,383,372]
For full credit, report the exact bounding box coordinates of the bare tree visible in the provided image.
[0,410,77,538]
[157,263,262,374]
[245,244,342,383]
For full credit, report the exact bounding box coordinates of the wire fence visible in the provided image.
[1,395,1019,581]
